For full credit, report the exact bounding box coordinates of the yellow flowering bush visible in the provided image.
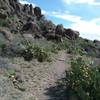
[63,57,100,100]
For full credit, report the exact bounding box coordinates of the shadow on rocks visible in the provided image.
[44,79,68,100]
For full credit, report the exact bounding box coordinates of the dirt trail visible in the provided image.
[34,51,70,100]
[0,51,70,100]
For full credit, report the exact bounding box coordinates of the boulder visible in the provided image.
[83,44,99,56]
[42,20,55,34]
[21,21,40,32]
[55,24,64,36]
[0,27,13,41]
[45,33,62,42]
[0,11,7,19]
[93,40,100,44]
[29,4,33,15]
[23,33,34,41]
[34,7,42,20]
[64,28,79,40]
[15,3,22,13]
[23,4,30,14]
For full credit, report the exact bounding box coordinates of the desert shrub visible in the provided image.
[61,57,100,100]
[0,16,17,27]
[57,38,70,50]
[22,41,51,62]
[49,37,70,53]
[0,19,9,27]
[67,47,87,56]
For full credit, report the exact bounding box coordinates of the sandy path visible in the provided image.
[0,51,70,100]
[34,51,70,100]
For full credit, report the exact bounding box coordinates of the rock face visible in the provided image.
[34,7,42,20]
[0,11,8,19]
[64,28,79,40]
[21,21,40,33]
[29,4,33,15]
[55,24,64,36]
[23,4,30,14]
[42,20,55,34]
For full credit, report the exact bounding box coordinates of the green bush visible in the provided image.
[62,57,100,100]
[67,47,87,56]
[0,16,17,27]
[22,41,51,62]
[50,38,70,52]
[0,19,9,27]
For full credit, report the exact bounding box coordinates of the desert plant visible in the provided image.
[0,19,9,27]
[0,16,17,27]
[22,41,51,62]
[61,57,100,100]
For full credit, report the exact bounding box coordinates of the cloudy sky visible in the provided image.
[19,0,100,40]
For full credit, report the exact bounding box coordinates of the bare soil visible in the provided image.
[0,51,70,100]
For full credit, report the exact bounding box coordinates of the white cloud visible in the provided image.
[19,0,36,7]
[62,0,100,6]
[42,10,47,14]
[52,13,81,23]
[48,12,100,40]
[71,19,100,40]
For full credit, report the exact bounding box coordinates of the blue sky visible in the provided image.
[19,0,100,40]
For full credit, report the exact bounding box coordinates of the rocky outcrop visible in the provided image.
[0,0,85,43]
[0,0,81,41]
[0,10,8,19]
[29,4,33,15]
[42,20,55,34]
[45,33,62,42]
[55,24,64,36]
[21,21,40,33]
[23,4,30,14]
[0,0,34,19]
[64,28,79,40]
[94,40,100,43]
[34,7,42,20]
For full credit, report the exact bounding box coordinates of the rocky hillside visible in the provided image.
[0,0,79,40]
[0,0,100,100]
[0,0,99,58]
